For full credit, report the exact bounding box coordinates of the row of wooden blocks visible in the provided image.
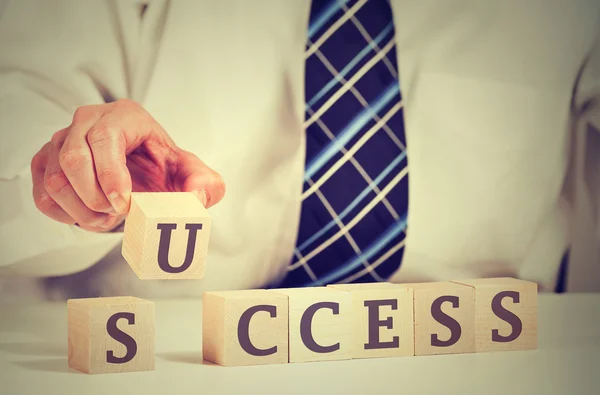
[67,277,537,373]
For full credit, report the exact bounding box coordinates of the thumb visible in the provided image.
[173,150,226,208]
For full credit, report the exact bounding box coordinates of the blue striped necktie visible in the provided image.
[279,0,408,288]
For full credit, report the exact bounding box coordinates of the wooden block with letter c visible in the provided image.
[202,290,289,366]
[122,192,211,279]
[275,287,354,363]
[67,296,155,374]
[451,277,538,352]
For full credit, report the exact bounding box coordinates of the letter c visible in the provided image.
[300,302,340,353]
[237,305,278,356]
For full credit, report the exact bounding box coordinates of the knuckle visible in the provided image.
[208,173,226,198]
[31,151,45,171]
[34,192,57,214]
[87,126,118,146]
[87,198,109,212]
[114,98,140,112]
[50,129,67,145]
[73,106,94,122]
[96,167,118,184]
[44,171,70,195]
[59,147,90,173]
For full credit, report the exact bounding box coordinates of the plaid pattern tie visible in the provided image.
[279,0,408,287]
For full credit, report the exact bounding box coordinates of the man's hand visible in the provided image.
[31,99,226,232]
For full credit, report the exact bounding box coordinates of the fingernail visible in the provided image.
[192,190,208,207]
[102,207,117,215]
[99,216,116,229]
[90,215,112,229]
[108,192,128,214]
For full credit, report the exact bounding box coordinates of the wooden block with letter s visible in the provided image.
[328,282,414,358]
[122,192,211,279]
[451,277,538,352]
[202,290,289,366]
[408,281,476,356]
[67,296,155,374]
[275,287,354,363]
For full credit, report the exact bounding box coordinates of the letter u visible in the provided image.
[156,223,203,273]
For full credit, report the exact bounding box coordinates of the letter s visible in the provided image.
[430,295,462,347]
[106,312,138,364]
[491,291,523,342]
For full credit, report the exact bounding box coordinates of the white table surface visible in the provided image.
[1,294,599,395]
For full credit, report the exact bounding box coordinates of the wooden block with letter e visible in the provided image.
[67,296,155,374]
[408,281,475,356]
[122,192,211,279]
[329,282,414,359]
[202,290,289,366]
[451,277,538,352]
[275,287,354,363]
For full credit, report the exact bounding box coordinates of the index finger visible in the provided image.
[86,117,132,215]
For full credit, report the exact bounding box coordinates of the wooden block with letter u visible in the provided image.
[122,192,211,279]
[202,290,289,366]
[67,296,155,374]
[451,277,538,352]
[329,282,414,358]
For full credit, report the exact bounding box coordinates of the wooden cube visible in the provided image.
[67,296,155,374]
[275,287,354,363]
[408,281,475,356]
[202,290,289,366]
[122,192,211,279]
[329,283,414,359]
[451,277,538,352]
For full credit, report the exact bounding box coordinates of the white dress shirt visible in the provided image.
[0,0,599,299]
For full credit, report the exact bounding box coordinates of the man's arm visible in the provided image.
[0,0,131,276]
[0,1,227,278]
